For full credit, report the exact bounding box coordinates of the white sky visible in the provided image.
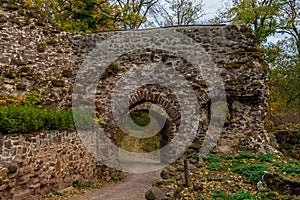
[202,0,225,21]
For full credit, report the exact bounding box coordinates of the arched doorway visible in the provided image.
[116,103,176,164]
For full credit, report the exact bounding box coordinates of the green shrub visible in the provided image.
[207,163,225,171]
[288,159,300,165]
[222,154,234,160]
[233,164,269,184]
[51,189,63,196]
[274,162,300,175]
[227,159,245,168]
[203,154,223,163]
[189,153,200,160]
[235,152,256,159]
[0,104,45,134]
[229,190,255,200]
[129,110,151,127]
[212,190,227,199]
[212,190,262,200]
[0,103,74,134]
[46,109,74,131]
[72,180,95,188]
[257,153,276,162]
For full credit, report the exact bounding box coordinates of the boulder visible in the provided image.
[263,172,300,196]
[145,186,166,200]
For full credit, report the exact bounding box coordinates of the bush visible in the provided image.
[212,190,262,200]
[235,152,256,159]
[0,103,74,134]
[274,162,300,175]
[0,92,77,134]
[257,153,276,162]
[203,154,223,163]
[233,164,269,184]
[129,110,151,127]
[207,163,225,171]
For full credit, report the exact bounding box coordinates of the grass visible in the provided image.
[156,152,300,200]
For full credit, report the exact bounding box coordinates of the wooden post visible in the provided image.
[184,159,189,187]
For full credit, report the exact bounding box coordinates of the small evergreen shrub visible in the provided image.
[235,152,256,159]
[0,91,88,134]
[257,153,276,162]
[207,163,225,171]
[233,164,269,184]
[203,154,223,163]
[129,110,151,127]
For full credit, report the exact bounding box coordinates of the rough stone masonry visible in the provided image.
[0,0,278,198]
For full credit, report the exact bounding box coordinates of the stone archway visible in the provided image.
[116,100,178,164]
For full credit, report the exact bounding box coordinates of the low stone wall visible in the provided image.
[0,131,117,200]
[274,126,300,159]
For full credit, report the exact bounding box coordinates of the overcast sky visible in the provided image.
[202,0,225,21]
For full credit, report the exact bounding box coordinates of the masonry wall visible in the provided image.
[0,131,117,200]
[0,0,278,199]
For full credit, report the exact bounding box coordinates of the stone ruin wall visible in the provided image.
[0,0,278,199]
[0,131,117,200]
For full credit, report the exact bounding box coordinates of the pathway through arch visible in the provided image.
[70,158,161,200]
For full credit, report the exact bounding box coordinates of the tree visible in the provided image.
[268,42,300,115]
[110,0,159,29]
[27,0,148,32]
[215,0,282,44]
[278,0,300,57]
[214,0,300,125]
[150,0,205,27]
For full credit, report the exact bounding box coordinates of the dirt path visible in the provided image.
[70,158,162,200]
[71,171,160,200]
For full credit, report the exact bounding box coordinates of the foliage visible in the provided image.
[273,162,300,175]
[0,92,97,134]
[72,180,95,188]
[203,154,223,163]
[214,0,282,44]
[129,110,151,127]
[51,189,64,196]
[214,0,300,126]
[158,153,300,199]
[207,163,225,171]
[257,153,277,162]
[150,0,205,27]
[268,49,300,124]
[0,104,74,134]
[110,0,159,29]
[212,190,256,200]
[235,152,256,159]
[26,0,148,32]
[233,164,269,183]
